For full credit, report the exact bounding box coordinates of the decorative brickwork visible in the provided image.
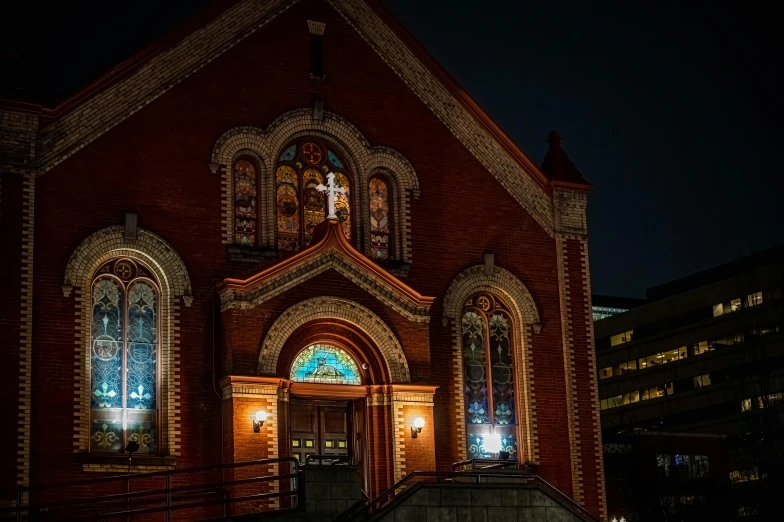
[553,188,588,237]
[257,296,411,383]
[442,265,541,464]
[63,226,192,458]
[392,389,436,481]
[0,107,38,174]
[17,173,35,488]
[555,235,580,503]
[35,0,298,176]
[553,187,606,518]
[328,0,555,234]
[210,109,419,264]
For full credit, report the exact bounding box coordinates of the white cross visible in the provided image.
[317,172,346,220]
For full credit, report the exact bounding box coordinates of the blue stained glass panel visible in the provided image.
[290,344,361,385]
[327,150,344,168]
[91,278,123,409]
[489,313,516,426]
[279,144,297,162]
[126,281,157,410]
[462,311,489,424]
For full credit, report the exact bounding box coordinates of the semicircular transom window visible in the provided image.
[290,344,361,385]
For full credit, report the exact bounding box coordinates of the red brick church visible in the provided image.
[1,0,606,518]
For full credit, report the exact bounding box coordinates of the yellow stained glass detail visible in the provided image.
[334,172,351,240]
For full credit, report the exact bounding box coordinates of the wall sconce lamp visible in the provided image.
[411,417,425,438]
[253,410,268,433]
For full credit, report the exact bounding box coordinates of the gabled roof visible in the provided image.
[6,0,591,235]
[218,219,435,322]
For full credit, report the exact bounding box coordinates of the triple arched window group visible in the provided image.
[233,138,393,261]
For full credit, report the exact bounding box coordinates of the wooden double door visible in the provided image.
[290,399,355,464]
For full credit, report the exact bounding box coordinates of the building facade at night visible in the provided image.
[1,0,605,517]
[596,248,784,520]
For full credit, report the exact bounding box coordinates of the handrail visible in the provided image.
[6,456,298,493]
[304,454,353,465]
[2,456,301,521]
[335,471,600,522]
[451,458,533,471]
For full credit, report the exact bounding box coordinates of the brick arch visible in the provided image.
[63,225,192,460]
[209,109,419,261]
[442,265,541,464]
[64,225,192,300]
[442,265,540,326]
[257,296,410,383]
[276,320,390,385]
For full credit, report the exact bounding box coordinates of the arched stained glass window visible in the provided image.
[90,259,158,455]
[290,344,361,385]
[275,139,353,251]
[234,159,258,245]
[369,176,391,260]
[462,294,518,460]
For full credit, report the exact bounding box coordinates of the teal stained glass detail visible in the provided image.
[126,281,157,410]
[327,150,344,168]
[91,278,123,409]
[290,344,361,385]
[279,145,297,162]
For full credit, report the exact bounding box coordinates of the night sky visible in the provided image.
[2,0,781,297]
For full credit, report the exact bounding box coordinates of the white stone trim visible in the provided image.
[257,296,410,383]
[210,109,419,262]
[442,264,541,464]
[64,226,192,456]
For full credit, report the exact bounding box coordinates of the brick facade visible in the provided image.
[0,0,604,518]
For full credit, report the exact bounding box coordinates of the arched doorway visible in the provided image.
[287,343,363,464]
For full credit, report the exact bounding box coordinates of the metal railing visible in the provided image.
[1,457,300,522]
[303,455,353,466]
[333,470,599,522]
[451,458,536,472]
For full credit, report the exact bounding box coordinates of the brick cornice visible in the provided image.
[219,219,433,322]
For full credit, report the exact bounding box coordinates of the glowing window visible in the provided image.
[275,139,353,252]
[90,259,158,455]
[290,344,361,385]
[369,176,391,260]
[462,294,518,460]
[234,159,258,245]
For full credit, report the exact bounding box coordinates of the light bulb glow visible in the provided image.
[414,417,425,429]
[255,410,267,422]
[482,433,502,454]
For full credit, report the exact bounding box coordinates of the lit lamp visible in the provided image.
[411,417,425,438]
[253,410,267,433]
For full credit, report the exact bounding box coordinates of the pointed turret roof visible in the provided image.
[540,131,590,188]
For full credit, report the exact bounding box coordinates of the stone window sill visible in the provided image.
[81,454,176,473]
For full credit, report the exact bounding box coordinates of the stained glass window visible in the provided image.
[462,294,519,460]
[234,159,258,245]
[275,139,353,251]
[290,344,361,385]
[369,177,391,260]
[90,259,159,455]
